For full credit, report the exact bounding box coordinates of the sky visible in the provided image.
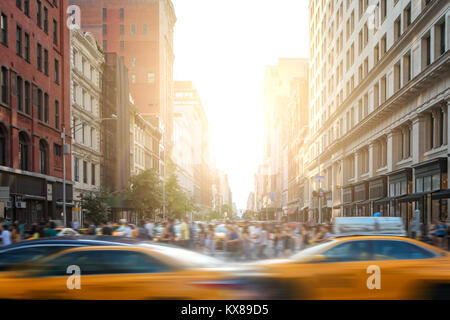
[172,0,310,211]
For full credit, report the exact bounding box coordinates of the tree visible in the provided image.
[125,169,163,219]
[80,189,110,225]
[165,171,192,219]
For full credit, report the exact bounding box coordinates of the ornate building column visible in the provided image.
[411,115,426,165]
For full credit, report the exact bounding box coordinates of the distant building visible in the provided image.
[173,81,212,212]
[101,53,131,219]
[70,0,176,178]
[70,29,104,224]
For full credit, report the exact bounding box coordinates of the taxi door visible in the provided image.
[302,240,376,299]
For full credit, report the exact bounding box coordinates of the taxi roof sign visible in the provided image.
[333,217,407,237]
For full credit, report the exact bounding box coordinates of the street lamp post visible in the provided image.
[61,115,117,227]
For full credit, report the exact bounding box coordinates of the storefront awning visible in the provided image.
[22,194,46,200]
[374,196,395,204]
[431,189,450,200]
[398,192,430,203]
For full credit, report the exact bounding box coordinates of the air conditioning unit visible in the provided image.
[15,201,27,209]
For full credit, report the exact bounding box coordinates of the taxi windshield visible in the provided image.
[289,240,337,262]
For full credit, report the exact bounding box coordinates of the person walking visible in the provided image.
[1,224,12,246]
[240,226,253,260]
[11,224,21,243]
[101,221,113,236]
[226,225,241,261]
[44,221,58,237]
[180,217,190,248]
[196,223,206,252]
[30,224,40,239]
[144,218,154,240]
[258,224,268,259]
[121,222,133,238]
[205,224,216,256]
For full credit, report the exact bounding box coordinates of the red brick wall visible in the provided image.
[0,0,71,180]
[73,0,161,116]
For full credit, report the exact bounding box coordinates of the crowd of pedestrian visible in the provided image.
[1,217,449,257]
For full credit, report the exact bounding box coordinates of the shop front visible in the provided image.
[342,185,354,216]
[354,181,370,216]
[387,168,413,229]
[369,176,388,215]
[0,168,73,226]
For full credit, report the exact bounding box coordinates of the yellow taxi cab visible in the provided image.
[111,224,138,238]
[0,244,273,300]
[249,217,450,300]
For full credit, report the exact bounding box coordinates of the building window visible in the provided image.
[54,59,59,84]
[74,157,79,182]
[436,19,446,57]
[37,43,42,71]
[102,8,107,19]
[120,8,124,19]
[91,163,96,185]
[17,76,23,111]
[120,24,124,35]
[403,52,411,83]
[52,19,57,45]
[394,61,401,92]
[24,0,29,15]
[54,143,62,157]
[44,48,49,75]
[143,24,147,34]
[131,24,136,35]
[102,24,107,35]
[43,6,48,33]
[24,32,30,61]
[422,33,431,68]
[1,13,8,45]
[404,3,411,29]
[439,109,444,146]
[120,40,124,51]
[39,140,48,174]
[0,127,5,166]
[394,16,401,41]
[37,0,42,28]
[131,57,136,67]
[44,92,49,123]
[24,81,30,114]
[381,0,387,22]
[102,40,107,51]
[19,132,28,170]
[381,34,387,57]
[37,89,43,120]
[83,160,88,183]
[1,67,8,104]
[16,25,22,56]
[131,74,136,84]
[55,100,59,129]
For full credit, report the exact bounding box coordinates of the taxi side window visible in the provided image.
[35,251,104,276]
[0,246,73,270]
[372,240,436,260]
[322,241,371,262]
[98,250,171,274]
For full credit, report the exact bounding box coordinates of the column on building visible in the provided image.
[368,142,375,178]
[411,114,426,165]
[387,129,402,172]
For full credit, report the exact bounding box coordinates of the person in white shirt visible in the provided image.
[121,222,133,238]
[1,224,12,246]
[144,219,154,240]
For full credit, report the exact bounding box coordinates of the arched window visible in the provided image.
[39,140,48,174]
[0,126,6,166]
[19,132,28,170]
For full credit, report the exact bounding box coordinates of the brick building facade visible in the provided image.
[0,0,72,225]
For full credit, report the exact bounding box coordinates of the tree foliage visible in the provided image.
[80,189,110,225]
[125,169,163,218]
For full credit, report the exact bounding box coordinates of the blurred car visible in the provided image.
[112,224,138,238]
[0,236,143,272]
[248,235,450,299]
[0,243,280,299]
[57,228,80,237]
